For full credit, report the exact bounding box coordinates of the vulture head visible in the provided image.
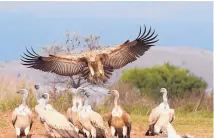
[17,89,28,95]
[108,90,119,99]
[17,89,29,100]
[89,55,96,63]
[34,84,40,90]
[17,89,29,106]
[41,92,50,105]
[41,92,49,99]
[159,88,167,94]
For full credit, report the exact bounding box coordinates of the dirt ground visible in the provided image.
[0,111,211,138]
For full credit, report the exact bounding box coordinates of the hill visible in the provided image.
[0,46,213,92]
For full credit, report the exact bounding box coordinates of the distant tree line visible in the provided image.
[120,63,207,100]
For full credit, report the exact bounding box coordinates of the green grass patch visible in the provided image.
[0,120,8,128]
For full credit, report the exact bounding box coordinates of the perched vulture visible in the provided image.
[21,25,158,84]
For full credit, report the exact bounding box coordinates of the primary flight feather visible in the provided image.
[21,25,158,84]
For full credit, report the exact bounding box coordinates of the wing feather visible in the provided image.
[101,25,158,69]
[11,111,17,127]
[35,105,78,137]
[21,48,87,76]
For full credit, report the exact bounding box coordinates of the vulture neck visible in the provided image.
[84,99,89,106]
[114,95,119,107]
[162,92,168,104]
[112,94,123,117]
[44,95,49,105]
[22,92,28,106]
[35,88,41,103]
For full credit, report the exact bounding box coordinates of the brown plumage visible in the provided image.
[107,90,131,138]
[21,25,158,84]
[67,95,88,137]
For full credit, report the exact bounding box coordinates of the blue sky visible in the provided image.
[0,1,213,61]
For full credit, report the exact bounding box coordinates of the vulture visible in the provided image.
[75,88,110,138]
[21,25,158,84]
[145,88,175,136]
[107,90,131,138]
[67,88,89,137]
[11,89,33,138]
[166,123,194,138]
[34,85,79,138]
[153,110,194,138]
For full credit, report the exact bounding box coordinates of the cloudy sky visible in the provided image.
[0,1,213,60]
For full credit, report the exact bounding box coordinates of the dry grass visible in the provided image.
[0,75,73,112]
[99,82,213,114]
[0,76,212,138]
[0,75,36,111]
[131,114,212,138]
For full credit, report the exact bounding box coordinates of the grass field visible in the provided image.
[0,76,213,138]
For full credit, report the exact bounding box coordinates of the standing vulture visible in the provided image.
[12,89,33,138]
[76,88,110,138]
[145,88,175,136]
[67,88,89,137]
[107,90,131,138]
[34,85,79,138]
[21,25,158,84]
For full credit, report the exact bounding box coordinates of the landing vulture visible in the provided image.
[21,25,158,84]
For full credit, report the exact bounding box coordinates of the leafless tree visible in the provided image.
[41,31,109,98]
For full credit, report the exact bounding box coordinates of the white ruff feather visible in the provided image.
[72,106,79,111]
[80,105,92,118]
[15,105,31,116]
[112,107,123,117]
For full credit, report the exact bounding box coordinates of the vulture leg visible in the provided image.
[110,126,116,136]
[15,128,21,138]
[127,124,131,138]
[24,126,30,137]
[122,126,128,138]
[145,129,150,136]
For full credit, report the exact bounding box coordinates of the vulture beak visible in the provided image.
[16,90,21,94]
[17,90,23,94]
[108,90,113,95]
[34,84,40,90]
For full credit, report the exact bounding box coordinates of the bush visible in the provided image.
[120,63,208,100]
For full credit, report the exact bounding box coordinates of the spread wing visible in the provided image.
[100,25,158,69]
[21,47,87,76]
